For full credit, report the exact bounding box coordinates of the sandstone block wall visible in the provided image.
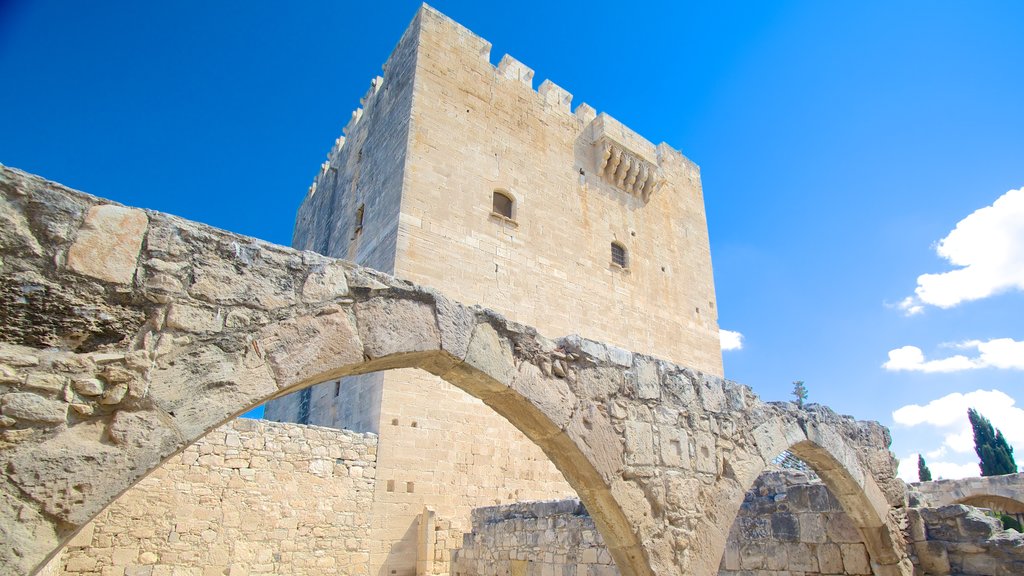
[399,6,721,373]
[911,473,1024,519]
[908,505,1024,576]
[450,470,874,576]
[450,500,617,576]
[366,368,577,576]
[718,470,872,575]
[47,419,378,576]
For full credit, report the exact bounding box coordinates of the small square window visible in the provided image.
[611,242,628,268]
[492,190,513,219]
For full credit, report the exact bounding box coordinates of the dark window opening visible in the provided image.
[611,242,628,268]
[334,381,341,397]
[492,190,513,219]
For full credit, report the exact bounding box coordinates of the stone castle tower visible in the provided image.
[266,5,721,575]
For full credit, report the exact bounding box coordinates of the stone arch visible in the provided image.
[958,494,1024,515]
[696,413,912,576]
[0,169,910,576]
[1,288,653,576]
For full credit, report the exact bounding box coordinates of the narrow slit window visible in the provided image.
[492,190,513,219]
[611,242,628,268]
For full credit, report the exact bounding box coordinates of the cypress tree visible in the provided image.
[792,380,808,409]
[917,454,932,482]
[968,408,1018,476]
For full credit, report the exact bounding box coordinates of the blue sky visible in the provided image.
[2,1,1022,481]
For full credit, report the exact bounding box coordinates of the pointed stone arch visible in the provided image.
[0,167,910,576]
[692,413,914,576]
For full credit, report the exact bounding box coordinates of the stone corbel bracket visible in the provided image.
[592,114,665,202]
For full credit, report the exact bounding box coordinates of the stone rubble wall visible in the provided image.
[46,419,378,576]
[449,471,1024,576]
[450,470,873,576]
[908,504,1024,576]
[910,473,1024,514]
[450,500,618,576]
[717,470,872,575]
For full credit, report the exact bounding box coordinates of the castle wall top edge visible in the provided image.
[314,3,696,189]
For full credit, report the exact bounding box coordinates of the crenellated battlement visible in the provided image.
[305,4,692,206]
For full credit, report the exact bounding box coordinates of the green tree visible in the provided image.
[792,380,808,408]
[917,454,932,482]
[968,408,1018,476]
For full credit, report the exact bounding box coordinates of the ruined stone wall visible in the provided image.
[450,500,618,576]
[908,504,1024,576]
[452,472,1024,576]
[911,473,1024,516]
[717,471,873,575]
[48,419,377,576]
[451,470,873,576]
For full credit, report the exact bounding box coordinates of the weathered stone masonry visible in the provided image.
[452,471,1024,576]
[43,419,377,575]
[0,165,910,576]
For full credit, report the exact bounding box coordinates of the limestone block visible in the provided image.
[632,357,660,400]
[771,513,799,542]
[661,369,696,407]
[1,392,67,423]
[906,508,926,542]
[143,272,185,303]
[658,426,689,469]
[575,366,623,401]
[188,258,289,310]
[697,378,726,413]
[693,431,717,474]
[840,543,872,575]
[497,54,534,86]
[354,297,439,360]
[72,377,105,397]
[259,309,363,386]
[913,540,950,575]
[798,513,827,543]
[738,541,766,569]
[509,361,574,431]
[300,261,349,303]
[785,542,818,572]
[99,382,128,405]
[817,542,843,574]
[66,205,148,285]
[565,404,623,482]
[825,512,862,543]
[461,322,515,389]
[166,304,222,333]
[24,373,66,394]
[538,80,572,113]
[107,410,180,452]
[0,196,43,257]
[623,421,655,466]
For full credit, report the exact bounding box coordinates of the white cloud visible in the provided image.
[902,187,1024,310]
[892,389,1024,480]
[719,329,743,351]
[896,453,981,482]
[895,297,924,316]
[883,338,1024,372]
